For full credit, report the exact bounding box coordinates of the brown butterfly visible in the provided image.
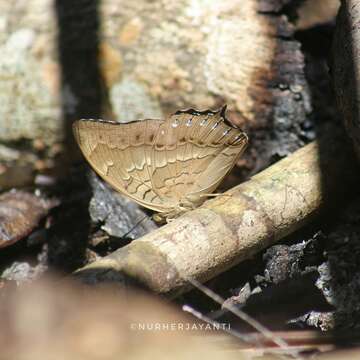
[73,106,248,222]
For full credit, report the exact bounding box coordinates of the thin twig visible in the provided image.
[182,304,256,344]
[185,277,304,360]
[121,215,149,238]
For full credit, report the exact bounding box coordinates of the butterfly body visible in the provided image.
[73,107,248,221]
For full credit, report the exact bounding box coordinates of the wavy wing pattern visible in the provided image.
[73,107,248,216]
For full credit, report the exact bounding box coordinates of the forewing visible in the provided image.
[73,118,174,213]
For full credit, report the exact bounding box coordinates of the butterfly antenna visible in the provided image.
[122,215,149,239]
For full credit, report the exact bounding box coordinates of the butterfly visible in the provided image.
[73,106,248,222]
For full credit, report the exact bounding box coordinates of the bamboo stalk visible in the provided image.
[75,127,359,297]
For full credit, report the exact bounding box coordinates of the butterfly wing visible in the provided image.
[151,107,248,206]
[73,118,175,213]
[186,131,247,201]
[150,109,210,201]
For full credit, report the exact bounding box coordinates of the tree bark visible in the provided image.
[332,0,360,159]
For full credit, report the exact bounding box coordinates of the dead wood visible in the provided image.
[332,0,360,159]
[74,126,359,297]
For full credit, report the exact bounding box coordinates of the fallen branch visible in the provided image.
[75,126,359,297]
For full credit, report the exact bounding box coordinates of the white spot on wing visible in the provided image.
[200,118,208,126]
[211,121,220,130]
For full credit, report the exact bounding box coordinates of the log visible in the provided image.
[75,126,360,297]
[332,0,360,159]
